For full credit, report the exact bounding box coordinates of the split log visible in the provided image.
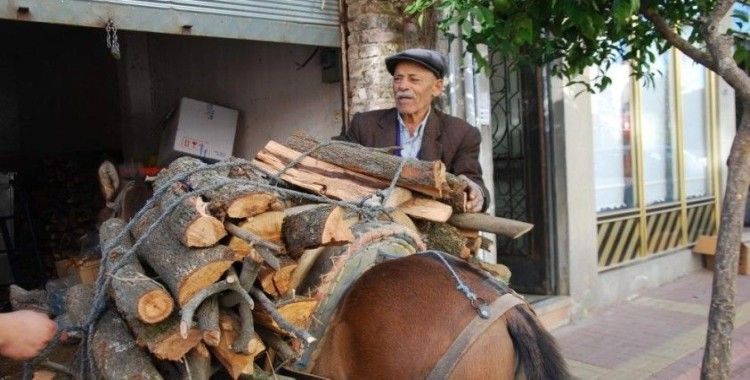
[447,213,534,239]
[210,313,265,380]
[225,221,282,270]
[414,220,470,258]
[248,287,316,344]
[91,310,163,379]
[9,284,48,313]
[127,313,203,361]
[468,257,512,284]
[286,131,449,198]
[163,157,282,219]
[254,140,388,201]
[227,211,284,258]
[382,187,413,208]
[253,297,318,334]
[281,204,354,258]
[132,207,235,306]
[159,182,226,247]
[259,256,298,297]
[398,197,453,222]
[287,247,326,296]
[196,295,220,347]
[100,217,173,324]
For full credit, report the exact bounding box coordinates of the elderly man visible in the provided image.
[340,48,489,212]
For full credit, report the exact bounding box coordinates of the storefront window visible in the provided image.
[640,52,678,206]
[680,55,711,198]
[592,62,635,212]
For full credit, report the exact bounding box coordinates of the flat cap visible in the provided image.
[385,48,447,78]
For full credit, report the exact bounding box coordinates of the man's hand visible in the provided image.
[458,175,484,213]
[0,310,57,360]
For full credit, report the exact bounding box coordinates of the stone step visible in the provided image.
[529,295,572,331]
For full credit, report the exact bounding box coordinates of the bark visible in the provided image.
[701,115,750,379]
[132,207,235,306]
[9,284,48,313]
[126,313,203,361]
[282,204,355,258]
[447,213,534,239]
[101,218,174,324]
[196,295,220,347]
[64,284,95,327]
[414,220,469,258]
[181,344,212,380]
[91,310,163,380]
[285,131,449,198]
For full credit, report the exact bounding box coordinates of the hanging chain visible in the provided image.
[105,19,121,60]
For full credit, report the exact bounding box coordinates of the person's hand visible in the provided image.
[0,310,58,360]
[458,175,484,213]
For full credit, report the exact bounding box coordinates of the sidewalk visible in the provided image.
[551,269,750,379]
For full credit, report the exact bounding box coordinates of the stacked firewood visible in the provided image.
[57,132,528,379]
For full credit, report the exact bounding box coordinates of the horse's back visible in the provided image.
[312,254,516,380]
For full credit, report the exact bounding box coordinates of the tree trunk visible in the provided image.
[132,207,235,306]
[100,217,174,324]
[701,115,750,379]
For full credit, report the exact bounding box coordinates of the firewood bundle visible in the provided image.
[58,132,527,379]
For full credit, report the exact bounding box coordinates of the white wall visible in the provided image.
[119,32,343,162]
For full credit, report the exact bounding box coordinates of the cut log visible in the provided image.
[287,247,326,296]
[210,313,265,380]
[182,343,212,380]
[9,284,48,313]
[225,221,282,270]
[91,310,163,380]
[281,204,354,258]
[227,211,285,257]
[100,217,174,324]
[164,156,283,219]
[447,213,534,239]
[256,326,298,362]
[132,207,235,306]
[127,313,203,361]
[415,220,470,258]
[259,256,298,297]
[398,197,453,222]
[468,257,512,284]
[253,297,318,334]
[196,295,220,347]
[159,182,227,247]
[285,131,449,198]
[64,283,94,327]
[383,187,413,208]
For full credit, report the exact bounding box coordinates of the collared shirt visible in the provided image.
[396,109,430,158]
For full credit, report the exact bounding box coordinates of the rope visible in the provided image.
[423,250,490,319]
[23,140,405,378]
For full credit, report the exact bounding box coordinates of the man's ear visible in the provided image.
[432,78,444,96]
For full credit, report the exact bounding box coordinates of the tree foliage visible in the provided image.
[406,0,749,91]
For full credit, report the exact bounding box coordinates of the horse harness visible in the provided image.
[424,251,526,380]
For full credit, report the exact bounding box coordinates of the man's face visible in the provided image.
[392,61,444,118]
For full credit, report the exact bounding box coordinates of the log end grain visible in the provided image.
[226,193,281,219]
[178,260,235,306]
[185,216,227,247]
[138,289,175,324]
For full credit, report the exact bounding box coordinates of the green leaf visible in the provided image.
[612,0,638,25]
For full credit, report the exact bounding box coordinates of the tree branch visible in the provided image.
[640,7,716,71]
[704,0,750,103]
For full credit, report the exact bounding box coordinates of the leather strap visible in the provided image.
[426,293,525,380]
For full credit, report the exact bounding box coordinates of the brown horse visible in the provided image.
[309,253,569,380]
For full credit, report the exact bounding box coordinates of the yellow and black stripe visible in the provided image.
[645,209,683,254]
[687,203,716,243]
[597,217,641,267]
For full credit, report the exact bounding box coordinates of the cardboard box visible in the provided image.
[54,258,100,283]
[693,235,750,275]
[157,98,238,165]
